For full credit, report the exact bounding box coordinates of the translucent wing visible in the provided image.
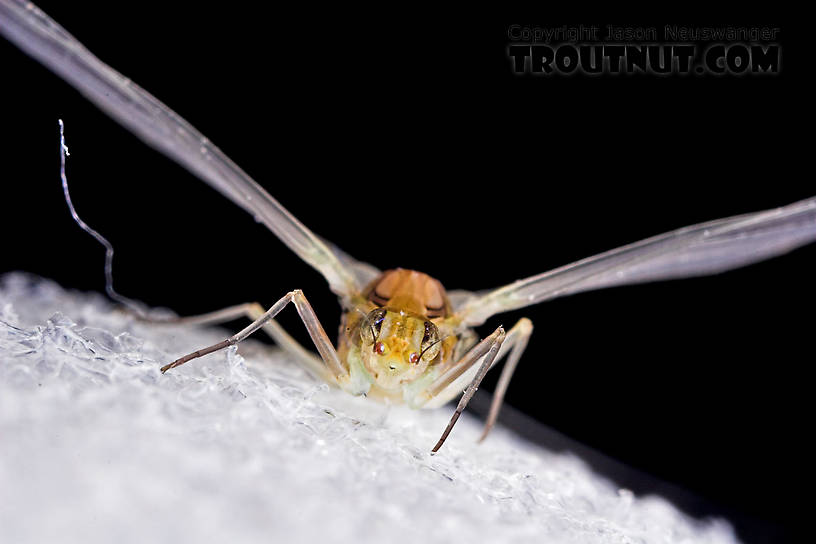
[448,289,481,313]
[318,236,382,291]
[0,0,370,299]
[458,197,816,326]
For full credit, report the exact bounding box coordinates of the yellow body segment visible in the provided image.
[337,269,463,403]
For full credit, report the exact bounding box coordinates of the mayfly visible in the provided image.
[3,1,816,451]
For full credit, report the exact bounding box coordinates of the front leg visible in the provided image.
[427,326,507,452]
[133,302,328,381]
[413,318,534,451]
[160,290,348,383]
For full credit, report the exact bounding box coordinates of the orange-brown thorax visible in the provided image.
[337,269,456,394]
[365,268,451,318]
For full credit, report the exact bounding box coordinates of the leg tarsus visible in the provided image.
[160,339,233,373]
[431,326,506,453]
[159,290,346,383]
[476,318,533,443]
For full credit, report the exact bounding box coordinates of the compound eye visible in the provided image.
[419,321,441,363]
[360,308,387,345]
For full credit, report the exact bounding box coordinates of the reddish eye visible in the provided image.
[374,341,386,355]
[409,352,420,364]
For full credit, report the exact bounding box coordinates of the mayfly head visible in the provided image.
[359,308,442,390]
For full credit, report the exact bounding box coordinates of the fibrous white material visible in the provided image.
[0,273,740,544]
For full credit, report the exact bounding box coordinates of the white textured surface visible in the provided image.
[0,273,740,544]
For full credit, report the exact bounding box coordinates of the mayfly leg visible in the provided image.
[429,326,506,452]
[146,303,331,382]
[57,120,335,383]
[477,318,533,442]
[420,318,534,451]
[160,290,349,383]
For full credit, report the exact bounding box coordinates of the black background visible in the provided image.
[0,4,810,543]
